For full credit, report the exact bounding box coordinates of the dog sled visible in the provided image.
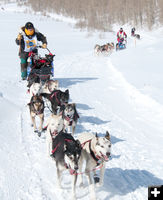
[27,46,55,87]
[116,38,126,51]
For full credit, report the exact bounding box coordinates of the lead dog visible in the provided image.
[77,131,111,200]
[51,131,82,200]
[29,80,59,99]
[62,103,79,136]
[27,95,44,136]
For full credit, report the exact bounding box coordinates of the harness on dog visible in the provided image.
[63,111,79,126]
[51,139,73,154]
[81,139,101,166]
[101,44,108,51]
[80,139,92,148]
[89,141,101,165]
[51,138,77,174]
[51,142,61,154]
[28,101,44,115]
[64,115,73,126]
[50,91,60,105]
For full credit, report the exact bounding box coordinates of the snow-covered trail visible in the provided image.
[0,8,163,200]
[54,53,163,199]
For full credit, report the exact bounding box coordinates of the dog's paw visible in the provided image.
[71,195,77,200]
[95,182,103,187]
[56,183,62,189]
[79,183,87,188]
[79,182,84,188]
[37,132,41,137]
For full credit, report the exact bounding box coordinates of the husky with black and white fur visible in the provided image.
[51,131,82,200]
[62,103,79,136]
[77,131,111,200]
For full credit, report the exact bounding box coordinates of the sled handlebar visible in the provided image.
[33,46,55,56]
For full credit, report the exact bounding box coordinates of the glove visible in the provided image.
[17,33,22,40]
[42,43,47,49]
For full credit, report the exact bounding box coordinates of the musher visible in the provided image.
[15,22,47,80]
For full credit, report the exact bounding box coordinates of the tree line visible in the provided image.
[2,0,163,31]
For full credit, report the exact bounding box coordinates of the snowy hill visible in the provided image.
[0,4,163,200]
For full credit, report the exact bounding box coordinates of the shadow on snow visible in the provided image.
[79,116,110,125]
[101,168,163,199]
[56,77,98,88]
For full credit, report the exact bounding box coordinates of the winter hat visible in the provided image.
[25,22,35,36]
[25,22,34,29]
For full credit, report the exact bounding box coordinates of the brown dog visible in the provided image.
[28,95,44,136]
[94,42,114,56]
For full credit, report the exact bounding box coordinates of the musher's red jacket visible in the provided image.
[117,31,127,42]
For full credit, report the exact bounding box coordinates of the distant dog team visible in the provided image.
[94,42,114,56]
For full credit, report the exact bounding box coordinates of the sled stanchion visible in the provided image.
[46,47,51,53]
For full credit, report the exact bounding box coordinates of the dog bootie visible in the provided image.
[94,174,100,183]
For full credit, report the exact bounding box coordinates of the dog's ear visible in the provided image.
[95,132,98,138]
[72,103,76,108]
[105,131,110,141]
[76,139,81,146]
[65,89,69,94]
[75,139,82,151]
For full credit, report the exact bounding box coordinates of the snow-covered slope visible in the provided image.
[0,5,163,200]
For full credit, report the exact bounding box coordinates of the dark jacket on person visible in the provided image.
[15,26,47,54]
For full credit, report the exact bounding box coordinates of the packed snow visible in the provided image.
[0,3,163,200]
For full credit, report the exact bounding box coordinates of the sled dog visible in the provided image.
[41,89,69,114]
[94,43,114,56]
[131,27,140,39]
[29,82,41,99]
[28,95,44,136]
[62,103,79,136]
[45,114,64,156]
[77,131,111,200]
[51,132,82,200]
[134,34,140,39]
[29,80,59,99]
